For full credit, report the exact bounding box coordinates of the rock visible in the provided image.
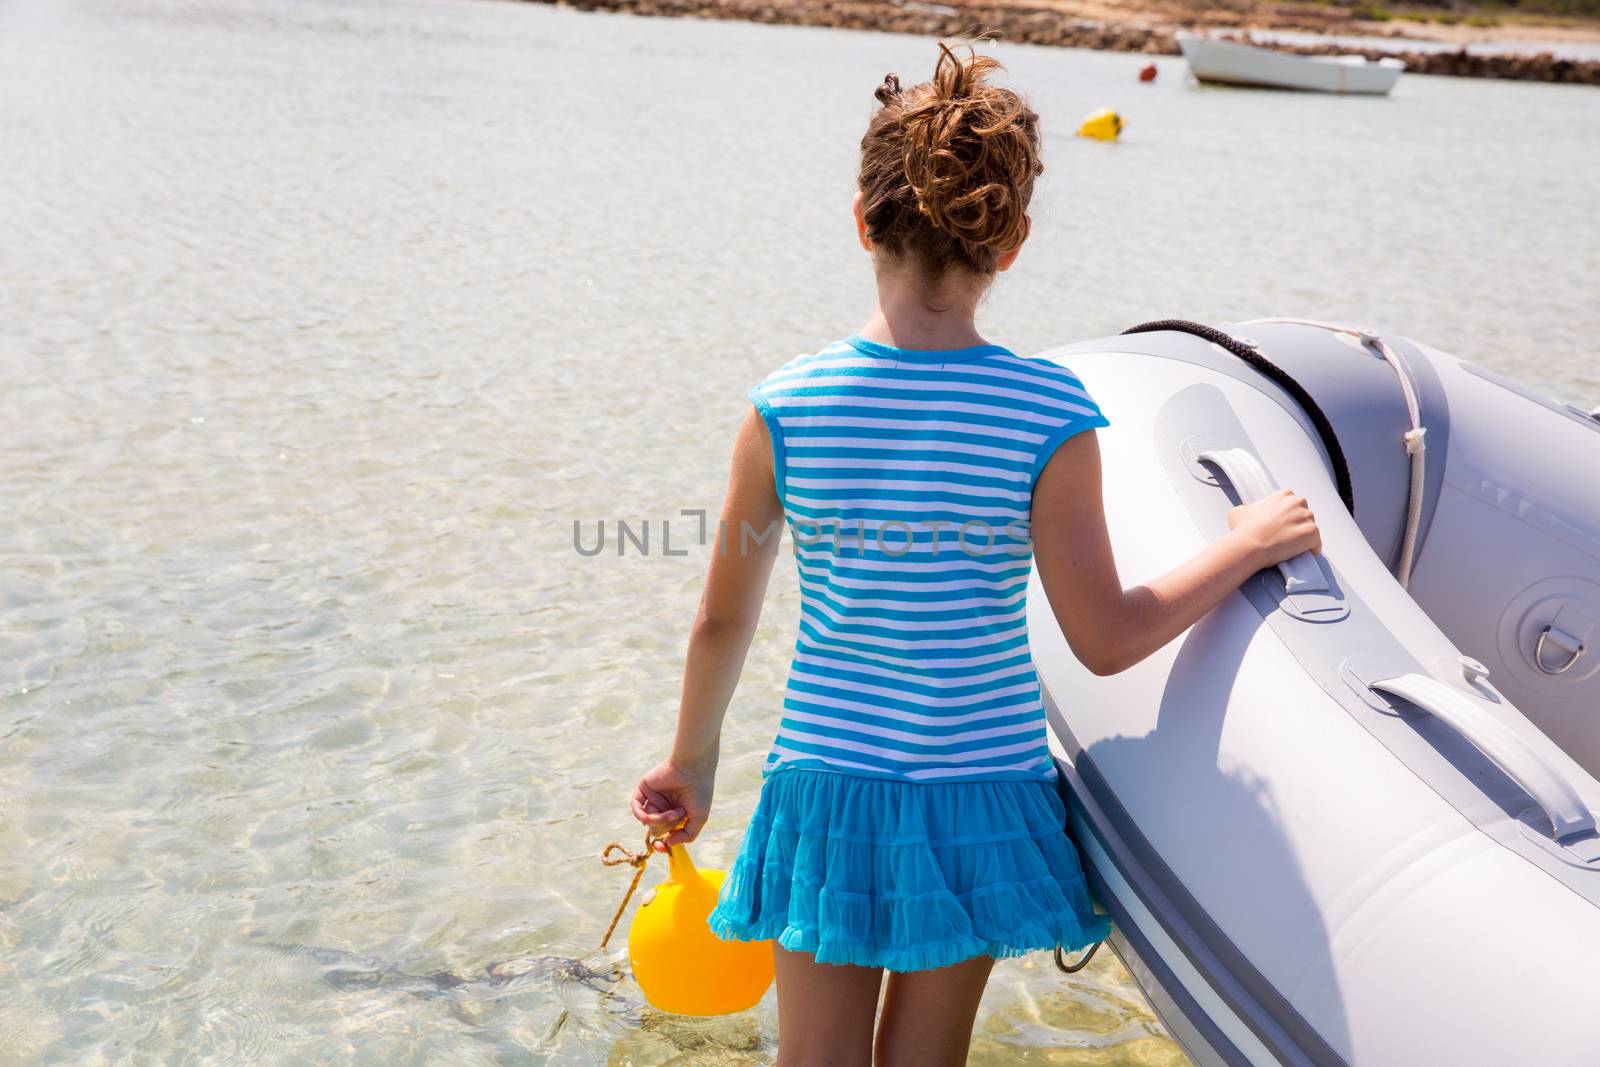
[541,0,1600,85]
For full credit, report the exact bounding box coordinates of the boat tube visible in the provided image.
[1029,319,1600,1067]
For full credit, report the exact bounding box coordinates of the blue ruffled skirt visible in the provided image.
[706,767,1111,972]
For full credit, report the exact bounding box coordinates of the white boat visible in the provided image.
[1032,318,1600,1066]
[1176,32,1405,94]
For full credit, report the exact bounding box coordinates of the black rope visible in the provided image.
[1121,319,1355,516]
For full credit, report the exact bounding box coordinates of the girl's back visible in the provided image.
[752,334,1108,782]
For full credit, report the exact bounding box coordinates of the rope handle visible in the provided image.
[598,821,684,950]
[1054,940,1101,974]
[1121,318,1356,517]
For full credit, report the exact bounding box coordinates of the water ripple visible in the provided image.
[2,0,1595,1061]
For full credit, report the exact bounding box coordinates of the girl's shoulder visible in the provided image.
[974,348,1094,391]
[752,337,1078,377]
[755,339,859,383]
[747,339,1099,406]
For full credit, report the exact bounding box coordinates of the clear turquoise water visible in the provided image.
[1,0,1596,1061]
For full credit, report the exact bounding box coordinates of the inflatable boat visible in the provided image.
[1029,319,1600,1067]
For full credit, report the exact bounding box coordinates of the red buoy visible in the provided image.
[1139,61,1158,82]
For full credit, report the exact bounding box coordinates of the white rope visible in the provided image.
[1238,318,1427,589]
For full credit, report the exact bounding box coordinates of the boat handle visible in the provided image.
[1535,625,1585,676]
[1194,448,1329,595]
[1370,672,1597,842]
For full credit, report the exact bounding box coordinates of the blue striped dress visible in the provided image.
[707,333,1113,971]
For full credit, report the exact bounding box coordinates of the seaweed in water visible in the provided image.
[249,934,625,1002]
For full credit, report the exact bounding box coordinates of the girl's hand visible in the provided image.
[1228,489,1322,566]
[631,759,714,852]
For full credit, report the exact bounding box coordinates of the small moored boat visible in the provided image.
[1177,32,1405,95]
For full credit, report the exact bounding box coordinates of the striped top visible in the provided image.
[751,333,1109,784]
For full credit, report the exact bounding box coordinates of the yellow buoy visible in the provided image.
[628,844,774,1016]
[1077,107,1124,141]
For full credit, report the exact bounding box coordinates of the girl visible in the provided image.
[630,43,1319,1066]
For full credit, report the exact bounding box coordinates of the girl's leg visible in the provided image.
[872,954,995,1067]
[773,945,884,1067]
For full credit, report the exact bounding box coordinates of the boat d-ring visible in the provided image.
[1054,940,1102,974]
[1536,625,1586,675]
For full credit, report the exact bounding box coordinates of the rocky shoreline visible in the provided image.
[536,0,1600,84]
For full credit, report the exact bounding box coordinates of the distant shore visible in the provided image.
[537,0,1600,83]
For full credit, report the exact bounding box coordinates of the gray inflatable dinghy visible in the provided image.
[1031,318,1600,1067]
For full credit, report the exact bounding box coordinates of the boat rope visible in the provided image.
[1121,319,1356,516]
[1054,939,1101,974]
[598,827,674,950]
[1243,318,1428,589]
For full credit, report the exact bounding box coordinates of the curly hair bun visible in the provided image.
[858,42,1042,276]
[901,44,1036,252]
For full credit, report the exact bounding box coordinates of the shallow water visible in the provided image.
[1,0,1597,1062]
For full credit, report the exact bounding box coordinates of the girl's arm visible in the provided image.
[631,408,785,851]
[1032,429,1320,677]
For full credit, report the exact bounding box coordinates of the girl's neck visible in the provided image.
[855,258,990,352]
